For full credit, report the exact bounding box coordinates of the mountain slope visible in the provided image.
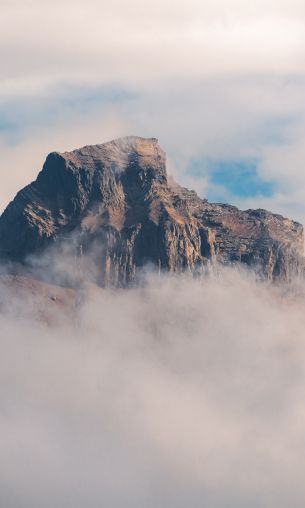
[0,136,303,286]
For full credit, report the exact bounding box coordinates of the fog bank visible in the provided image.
[1,268,305,507]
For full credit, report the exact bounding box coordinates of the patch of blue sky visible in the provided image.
[0,114,15,132]
[188,157,276,202]
[52,83,136,112]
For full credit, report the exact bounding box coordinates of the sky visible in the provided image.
[1,0,305,223]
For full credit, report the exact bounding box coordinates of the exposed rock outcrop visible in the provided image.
[0,136,303,286]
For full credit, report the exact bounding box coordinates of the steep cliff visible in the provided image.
[0,136,303,286]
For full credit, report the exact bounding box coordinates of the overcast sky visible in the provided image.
[1,0,305,223]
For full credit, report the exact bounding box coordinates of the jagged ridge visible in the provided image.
[0,136,303,285]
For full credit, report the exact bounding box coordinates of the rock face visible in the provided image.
[0,136,303,286]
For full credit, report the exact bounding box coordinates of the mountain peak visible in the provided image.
[58,135,164,170]
[0,136,303,285]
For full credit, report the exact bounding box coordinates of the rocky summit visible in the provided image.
[0,136,304,286]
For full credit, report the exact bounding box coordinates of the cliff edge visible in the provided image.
[0,136,303,285]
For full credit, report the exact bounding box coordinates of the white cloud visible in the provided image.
[1,268,305,506]
[0,0,305,94]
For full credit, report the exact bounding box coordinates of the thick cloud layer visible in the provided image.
[1,268,305,507]
[1,0,305,92]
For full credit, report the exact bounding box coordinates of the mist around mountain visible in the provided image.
[1,257,305,507]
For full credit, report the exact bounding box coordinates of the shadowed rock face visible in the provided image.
[0,136,304,286]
